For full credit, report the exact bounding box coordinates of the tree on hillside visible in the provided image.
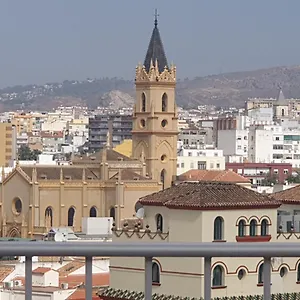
[18,145,41,161]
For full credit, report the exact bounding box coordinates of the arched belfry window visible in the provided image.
[141,93,146,112]
[68,207,75,227]
[162,93,167,112]
[160,169,166,190]
[281,108,285,116]
[45,207,53,227]
[156,214,163,232]
[90,206,97,217]
[152,262,160,284]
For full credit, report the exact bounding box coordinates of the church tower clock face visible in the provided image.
[131,11,178,189]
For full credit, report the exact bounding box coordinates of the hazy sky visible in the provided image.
[0,0,300,88]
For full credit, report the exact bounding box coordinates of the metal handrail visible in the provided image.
[1,241,297,300]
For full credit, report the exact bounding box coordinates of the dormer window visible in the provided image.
[64,175,71,180]
[40,174,47,180]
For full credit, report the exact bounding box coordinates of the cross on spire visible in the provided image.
[154,9,159,27]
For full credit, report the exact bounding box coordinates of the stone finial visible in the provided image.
[82,167,86,181]
[106,130,111,149]
[60,168,63,181]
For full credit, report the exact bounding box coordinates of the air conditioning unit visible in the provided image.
[61,283,69,290]
[14,280,22,286]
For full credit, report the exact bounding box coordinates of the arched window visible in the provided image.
[160,169,166,190]
[89,206,97,218]
[238,220,246,237]
[68,207,75,227]
[281,108,285,117]
[214,217,224,241]
[212,265,224,287]
[45,207,53,227]
[250,219,257,236]
[141,93,146,112]
[162,93,167,112]
[261,219,269,236]
[258,263,264,284]
[297,264,300,282]
[152,262,160,284]
[156,214,163,232]
[110,207,115,220]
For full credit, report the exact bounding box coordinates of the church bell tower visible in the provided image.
[132,11,178,189]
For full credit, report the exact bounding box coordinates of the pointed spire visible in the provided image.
[277,87,286,105]
[144,10,168,73]
[32,166,37,182]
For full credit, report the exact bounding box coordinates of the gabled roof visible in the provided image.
[178,170,250,183]
[272,185,300,204]
[32,267,53,275]
[144,18,168,73]
[139,181,280,210]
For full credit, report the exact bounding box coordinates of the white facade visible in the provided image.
[32,269,59,287]
[217,129,248,158]
[109,198,300,298]
[177,148,225,174]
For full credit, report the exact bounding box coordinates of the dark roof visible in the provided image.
[144,20,168,73]
[272,185,300,204]
[139,182,281,210]
[21,166,99,180]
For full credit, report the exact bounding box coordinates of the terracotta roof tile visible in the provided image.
[32,267,52,274]
[0,266,14,282]
[272,185,300,203]
[60,273,109,289]
[139,181,281,210]
[178,170,250,183]
[57,262,84,277]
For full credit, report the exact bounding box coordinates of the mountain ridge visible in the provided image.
[1,65,300,111]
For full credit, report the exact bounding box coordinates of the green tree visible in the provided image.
[18,145,41,161]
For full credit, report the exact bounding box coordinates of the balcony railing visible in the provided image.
[1,241,299,300]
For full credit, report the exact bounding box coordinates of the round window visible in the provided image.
[280,267,287,277]
[161,154,167,162]
[13,198,22,215]
[238,269,246,280]
[161,119,167,128]
[140,119,146,128]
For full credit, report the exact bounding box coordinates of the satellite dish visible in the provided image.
[136,207,145,219]
[54,232,64,242]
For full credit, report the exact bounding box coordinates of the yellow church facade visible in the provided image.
[0,14,178,238]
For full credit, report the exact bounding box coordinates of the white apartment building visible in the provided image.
[177,147,225,175]
[217,129,249,159]
[248,124,300,167]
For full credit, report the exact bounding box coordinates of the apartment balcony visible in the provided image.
[1,241,299,300]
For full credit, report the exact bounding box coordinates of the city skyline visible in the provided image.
[0,0,300,88]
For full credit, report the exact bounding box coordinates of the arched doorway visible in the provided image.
[89,206,97,217]
[68,207,75,227]
[7,227,21,238]
[110,207,115,221]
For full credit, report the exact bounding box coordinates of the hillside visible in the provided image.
[1,65,300,111]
